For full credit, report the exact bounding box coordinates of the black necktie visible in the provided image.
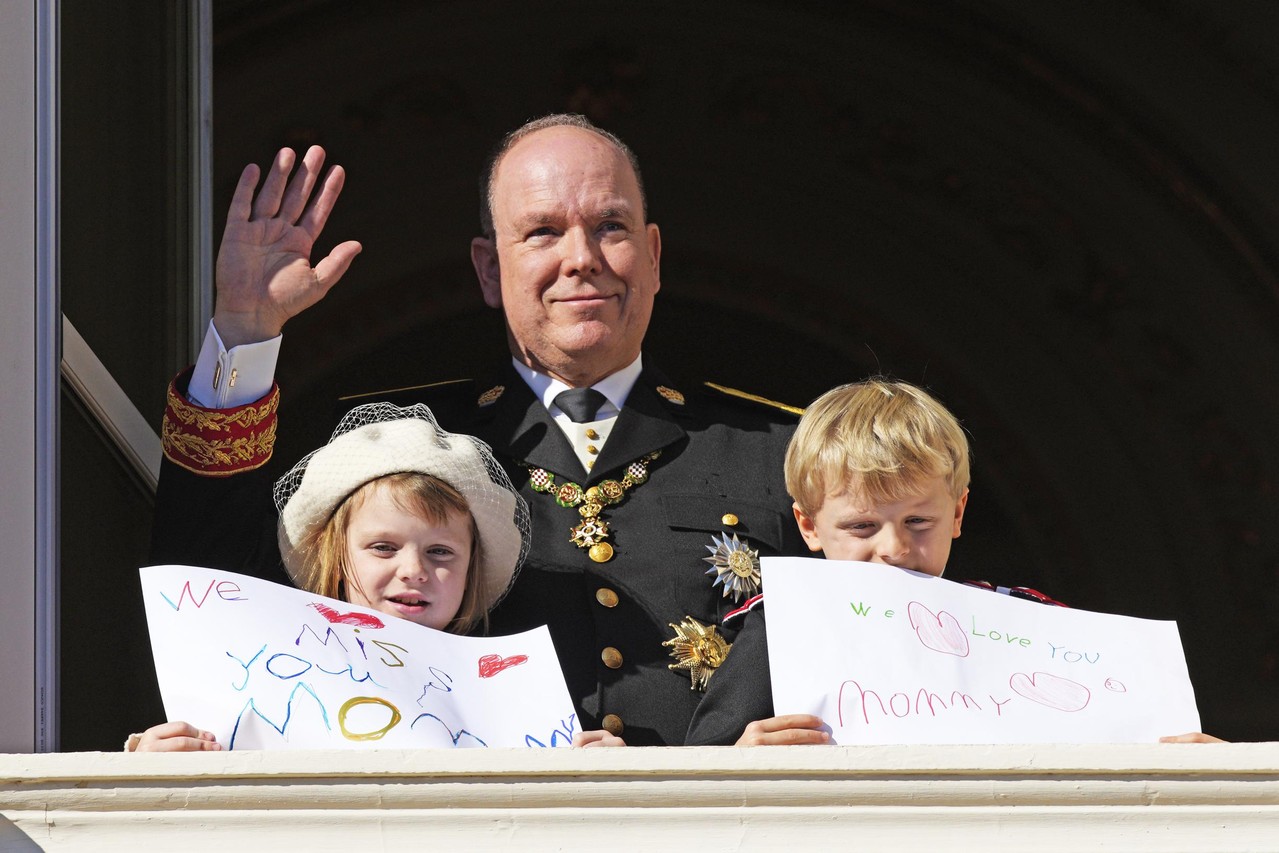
[554,388,608,423]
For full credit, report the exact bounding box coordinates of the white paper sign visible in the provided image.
[763,557,1201,744]
[141,565,579,750]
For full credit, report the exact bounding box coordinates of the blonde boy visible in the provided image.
[686,381,1218,746]
[684,379,970,746]
[786,380,969,577]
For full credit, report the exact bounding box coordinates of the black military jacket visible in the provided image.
[684,605,775,745]
[151,359,804,746]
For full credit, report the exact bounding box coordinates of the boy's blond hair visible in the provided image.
[296,472,488,635]
[785,379,970,516]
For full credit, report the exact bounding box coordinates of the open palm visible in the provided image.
[214,146,362,347]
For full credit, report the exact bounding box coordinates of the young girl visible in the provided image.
[130,402,622,751]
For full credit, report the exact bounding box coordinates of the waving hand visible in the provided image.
[213,146,362,348]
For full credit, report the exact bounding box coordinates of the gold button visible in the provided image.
[601,646,623,669]
[587,444,599,454]
[722,513,739,526]
[586,428,599,439]
[601,714,624,736]
[596,587,619,608]
[587,460,594,470]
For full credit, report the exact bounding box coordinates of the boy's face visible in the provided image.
[793,475,968,577]
[343,482,473,631]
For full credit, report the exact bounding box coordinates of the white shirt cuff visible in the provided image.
[187,322,282,409]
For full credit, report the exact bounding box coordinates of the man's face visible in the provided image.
[793,475,968,577]
[471,126,661,386]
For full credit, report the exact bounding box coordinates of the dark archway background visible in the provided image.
[212,0,1279,741]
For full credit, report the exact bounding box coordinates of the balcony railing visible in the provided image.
[2,743,1277,850]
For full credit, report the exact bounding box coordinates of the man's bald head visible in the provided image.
[478,114,647,236]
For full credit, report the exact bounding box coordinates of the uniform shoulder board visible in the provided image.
[702,381,804,416]
[338,378,473,405]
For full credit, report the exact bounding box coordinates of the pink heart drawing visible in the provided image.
[1009,671,1090,712]
[907,601,970,657]
[478,653,529,678]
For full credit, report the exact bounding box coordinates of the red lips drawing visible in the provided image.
[309,602,386,629]
[907,602,970,657]
[478,653,529,678]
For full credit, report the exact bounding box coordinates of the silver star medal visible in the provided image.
[703,531,762,602]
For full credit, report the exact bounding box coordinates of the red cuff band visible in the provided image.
[160,368,280,476]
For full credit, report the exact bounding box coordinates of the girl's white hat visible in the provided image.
[273,403,530,612]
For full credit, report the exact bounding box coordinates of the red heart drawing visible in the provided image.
[907,601,970,657]
[1009,671,1090,712]
[309,602,385,629]
[478,653,529,678]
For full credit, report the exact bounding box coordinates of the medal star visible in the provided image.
[703,531,762,602]
[663,616,731,691]
[571,518,609,548]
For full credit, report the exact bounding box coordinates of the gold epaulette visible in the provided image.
[703,382,804,416]
[338,378,471,402]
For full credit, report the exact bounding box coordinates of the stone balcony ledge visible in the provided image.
[2,743,1278,851]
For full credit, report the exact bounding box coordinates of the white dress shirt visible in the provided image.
[511,355,642,472]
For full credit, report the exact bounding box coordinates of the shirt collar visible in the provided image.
[511,354,644,417]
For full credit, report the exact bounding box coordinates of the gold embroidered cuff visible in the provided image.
[161,369,279,476]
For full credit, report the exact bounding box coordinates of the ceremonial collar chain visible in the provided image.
[525,451,661,563]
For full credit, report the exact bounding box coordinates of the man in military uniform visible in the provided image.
[151,115,805,746]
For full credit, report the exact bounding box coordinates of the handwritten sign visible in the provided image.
[140,566,579,750]
[762,557,1201,743]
